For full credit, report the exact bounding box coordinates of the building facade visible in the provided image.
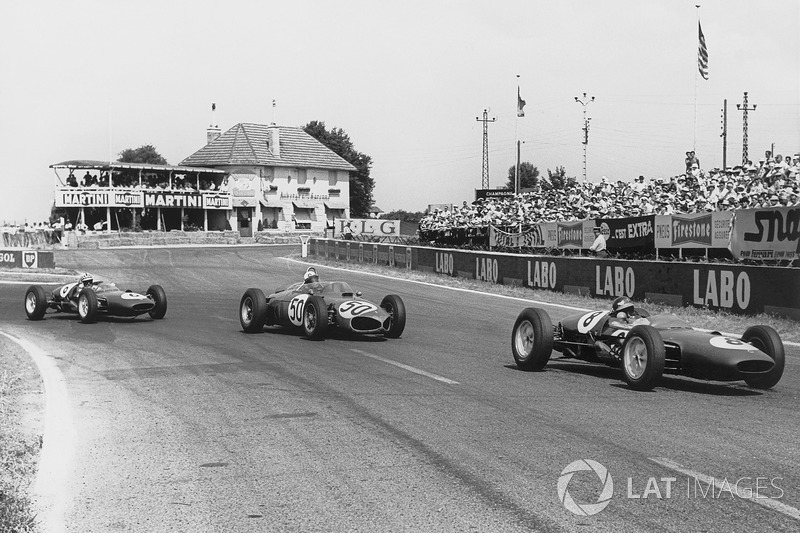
[181,123,355,236]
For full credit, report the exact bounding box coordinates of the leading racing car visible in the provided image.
[239,278,406,340]
[511,297,784,391]
[24,274,167,324]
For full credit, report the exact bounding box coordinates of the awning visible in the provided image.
[293,199,317,209]
[260,199,282,209]
[294,208,314,222]
[324,200,349,210]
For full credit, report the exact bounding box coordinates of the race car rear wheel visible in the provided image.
[146,284,168,319]
[24,285,48,321]
[512,307,554,371]
[302,296,328,340]
[240,288,267,333]
[78,288,98,324]
[742,325,785,389]
[381,295,406,338]
[621,325,664,391]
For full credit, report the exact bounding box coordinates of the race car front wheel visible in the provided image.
[147,285,168,319]
[302,296,328,340]
[78,288,98,324]
[240,288,267,333]
[24,285,48,321]
[512,307,554,371]
[621,325,664,391]
[742,325,785,389]
[381,295,406,338]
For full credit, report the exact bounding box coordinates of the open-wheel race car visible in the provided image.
[239,279,406,340]
[511,298,785,391]
[24,275,167,324]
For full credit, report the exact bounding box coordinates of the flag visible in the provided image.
[698,21,709,80]
[517,87,526,117]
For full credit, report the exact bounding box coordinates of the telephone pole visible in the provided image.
[574,92,594,182]
[476,109,496,189]
[736,91,757,165]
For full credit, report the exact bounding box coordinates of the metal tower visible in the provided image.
[574,93,594,182]
[736,92,757,165]
[476,109,496,189]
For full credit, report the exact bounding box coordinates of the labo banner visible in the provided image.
[729,206,800,260]
[334,218,400,238]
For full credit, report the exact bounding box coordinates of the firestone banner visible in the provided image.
[729,206,800,261]
[654,211,733,248]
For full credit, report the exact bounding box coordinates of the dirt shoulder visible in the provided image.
[0,335,43,532]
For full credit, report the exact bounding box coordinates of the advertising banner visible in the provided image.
[729,206,800,261]
[202,193,232,210]
[653,211,733,248]
[55,188,145,208]
[334,218,401,238]
[597,215,655,249]
[489,224,546,248]
[475,188,515,201]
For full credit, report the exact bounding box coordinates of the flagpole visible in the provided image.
[693,5,700,152]
[515,75,520,194]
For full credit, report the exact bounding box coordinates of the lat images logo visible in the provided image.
[557,459,614,516]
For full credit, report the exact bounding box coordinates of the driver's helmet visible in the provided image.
[79,273,93,286]
[611,296,635,317]
[303,267,319,284]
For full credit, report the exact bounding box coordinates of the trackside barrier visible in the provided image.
[0,249,56,269]
[310,238,800,320]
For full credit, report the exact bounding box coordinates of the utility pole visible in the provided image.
[574,93,594,182]
[736,91,757,165]
[476,109,496,189]
[720,99,728,171]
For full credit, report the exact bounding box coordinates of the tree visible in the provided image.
[383,209,426,224]
[505,162,540,190]
[117,145,167,165]
[303,121,374,217]
[546,166,578,191]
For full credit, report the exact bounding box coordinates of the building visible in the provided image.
[181,123,355,236]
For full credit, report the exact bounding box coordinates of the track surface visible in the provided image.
[1,246,798,532]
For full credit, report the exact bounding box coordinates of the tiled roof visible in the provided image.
[180,123,356,172]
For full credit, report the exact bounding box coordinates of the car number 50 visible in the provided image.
[288,295,309,326]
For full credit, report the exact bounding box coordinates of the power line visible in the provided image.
[475,109,496,189]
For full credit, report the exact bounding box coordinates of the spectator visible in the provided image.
[589,226,607,258]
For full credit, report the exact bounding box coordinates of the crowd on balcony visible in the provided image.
[419,152,800,240]
[64,170,224,192]
[1,222,62,247]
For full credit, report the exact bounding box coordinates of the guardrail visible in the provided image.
[310,238,800,320]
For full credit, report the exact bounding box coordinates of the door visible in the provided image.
[237,207,253,237]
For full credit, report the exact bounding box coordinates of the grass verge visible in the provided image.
[300,254,800,344]
[0,351,42,533]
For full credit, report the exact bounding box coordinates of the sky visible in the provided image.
[1,0,798,224]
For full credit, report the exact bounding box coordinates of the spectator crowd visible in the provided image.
[64,170,224,191]
[420,153,800,241]
[1,222,62,247]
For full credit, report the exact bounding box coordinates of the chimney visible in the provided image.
[267,124,280,157]
[207,125,221,145]
[207,102,220,144]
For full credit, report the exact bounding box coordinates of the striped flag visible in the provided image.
[517,87,526,117]
[698,21,709,80]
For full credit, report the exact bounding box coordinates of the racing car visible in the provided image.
[24,277,167,324]
[239,280,406,340]
[511,298,784,391]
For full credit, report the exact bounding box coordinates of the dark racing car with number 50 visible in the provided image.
[239,280,406,340]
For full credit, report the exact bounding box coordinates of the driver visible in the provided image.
[608,296,649,327]
[303,267,320,284]
[69,273,94,299]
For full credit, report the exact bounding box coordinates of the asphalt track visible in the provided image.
[1,246,798,532]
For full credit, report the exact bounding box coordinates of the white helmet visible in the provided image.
[304,267,319,283]
[79,273,93,286]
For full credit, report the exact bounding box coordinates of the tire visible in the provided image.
[742,325,785,389]
[78,288,98,324]
[240,288,267,333]
[24,285,48,320]
[146,284,168,319]
[511,307,554,371]
[381,295,406,338]
[621,325,665,390]
[302,296,328,340]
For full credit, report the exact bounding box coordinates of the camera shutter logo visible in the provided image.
[557,459,614,516]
